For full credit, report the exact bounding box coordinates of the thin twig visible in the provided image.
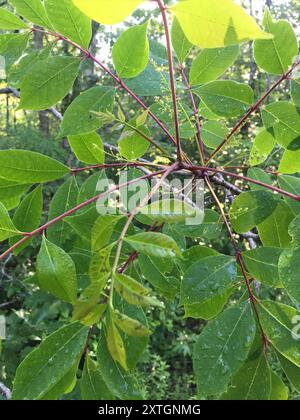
[206,58,300,163]
[183,164,300,202]
[179,64,205,163]
[71,161,167,174]
[156,0,182,161]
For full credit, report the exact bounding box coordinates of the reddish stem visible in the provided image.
[183,164,300,202]
[223,165,280,176]
[206,58,300,164]
[205,177,268,348]
[156,0,182,162]
[71,162,167,174]
[179,64,205,163]
[0,169,168,260]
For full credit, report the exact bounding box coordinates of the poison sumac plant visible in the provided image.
[0,0,300,401]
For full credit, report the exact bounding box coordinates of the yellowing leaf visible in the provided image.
[72,0,144,25]
[106,318,128,371]
[171,0,272,49]
[113,309,151,337]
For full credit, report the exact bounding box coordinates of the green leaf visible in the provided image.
[163,224,186,254]
[81,356,115,400]
[243,247,282,288]
[41,361,79,400]
[112,21,149,79]
[259,301,300,367]
[262,101,300,150]
[1,195,21,211]
[69,245,91,288]
[0,33,29,71]
[77,171,108,204]
[72,281,107,326]
[175,209,223,240]
[201,120,227,149]
[106,317,128,371]
[230,190,279,234]
[60,86,115,137]
[171,16,192,64]
[8,44,53,89]
[0,201,19,241]
[249,129,276,166]
[254,7,298,75]
[194,81,254,118]
[220,350,271,400]
[47,177,79,247]
[181,255,237,306]
[279,246,300,304]
[65,207,97,241]
[12,322,88,400]
[181,245,219,271]
[288,213,300,245]
[257,201,294,248]
[279,149,300,174]
[247,167,272,191]
[97,331,143,400]
[269,370,288,400]
[135,110,149,127]
[37,237,77,304]
[189,45,239,86]
[171,0,272,49]
[73,0,144,25]
[140,199,203,225]
[112,309,150,338]
[9,0,52,28]
[193,302,256,397]
[278,175,300,215]
[118,126,150,161]
[200,101,222,120]
[114,297,149,370]
[68,132,104,165]
[184,288,233,321]
[124,65,165,97]
[125,232,181,259]
[0,150,69,183]
[20,56,81,110]
[123,39,168,97]
[0,7,27,29]
[89,246,111,284]
[277,352,300,394]
[139,254,180,300]
[92,215,123,252]
[291,79,300,107]
[0,178,30,201]
[44,0,92,48]
[9,186,43,255]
